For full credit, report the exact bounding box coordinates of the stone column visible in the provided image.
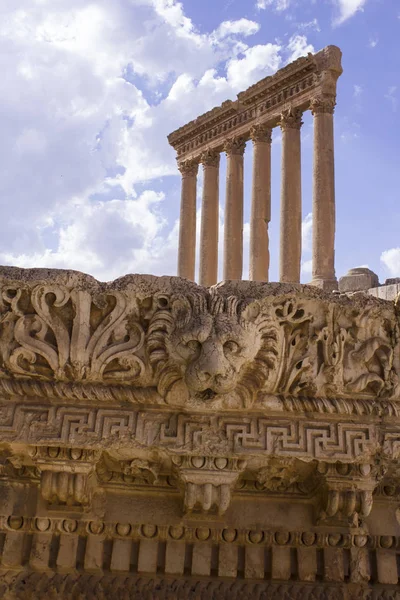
[279,108,303,283]
[177,159,199,281]
[310,96,338,291]
[223,137,246,281]
[249,124,272,282]
[199,150,220,287]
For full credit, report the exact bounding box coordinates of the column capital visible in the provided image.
[224,137,246,156]
[279,107,303,130]
[178,159,199,177]
[310,95,336,115]
[250,124,272,144]
[200,149,220,167]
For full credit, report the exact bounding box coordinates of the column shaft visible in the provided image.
[223,138,245,281]
[249,125,272,282]
[279,109,302,283]
[199,150,220,286]
[311,97,337,290]
[177,160,198,280]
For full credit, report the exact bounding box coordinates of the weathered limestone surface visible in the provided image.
[1,266,400,598]
[339,267,379,293]
[279,108,302,284]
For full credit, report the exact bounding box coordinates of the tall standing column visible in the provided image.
[223,137,246,281]
[249,124,272,282]
[310,96,338,291]
[177,159,199,280]
[199,150,220,287]
[279,108,303,283]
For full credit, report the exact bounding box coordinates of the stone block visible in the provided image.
[110,538,131,572]
[165,541,185,575]
[245,545,264,579]
[271,546,291,580]
[56,534,79,571]
[2,532,25,568]
[376,549,398,585]
[30,533,52,571]
[324,547,344,582]
[218,544,237,578]
[84,535,104,573]
[297,547,317,581]
[192,543,212,576]
[137,539,158,574]
[338,267,379,292]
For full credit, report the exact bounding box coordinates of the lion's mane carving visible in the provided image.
[147,292,278,408]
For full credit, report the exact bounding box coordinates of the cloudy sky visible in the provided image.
[0,0,398,283]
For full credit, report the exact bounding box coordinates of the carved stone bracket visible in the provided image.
[315,461,386,527]
[30,446,101,508]
[172,455,246,515]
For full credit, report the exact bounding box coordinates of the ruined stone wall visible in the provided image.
[0,267,400,598]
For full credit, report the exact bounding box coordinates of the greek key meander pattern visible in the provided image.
[0,402,381,460]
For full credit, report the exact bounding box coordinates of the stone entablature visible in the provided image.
[1,267,400,597]
[168,46,341,160]
[168,45,343,290]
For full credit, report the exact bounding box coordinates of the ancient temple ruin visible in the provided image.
[168,45,342,291]
[1,46,400,600]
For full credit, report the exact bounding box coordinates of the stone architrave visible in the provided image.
[223,137,246,281]
[310,96,337,291]
[177,159,198,281]
[279,108,303,283]
[249,124,272,282]
[199,150,220,286]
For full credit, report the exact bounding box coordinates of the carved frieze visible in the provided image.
[0,270,398,412]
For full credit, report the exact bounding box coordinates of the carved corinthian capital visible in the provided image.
[177,158,199,177]
[279,107,303,130]
[224,137,246,156]
[250,124,272,144]
[310,96,336,115]
[200,149,220,167]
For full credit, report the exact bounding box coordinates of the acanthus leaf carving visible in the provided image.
[1,284,146,384]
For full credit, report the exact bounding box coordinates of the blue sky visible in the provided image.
[0,0,398,283]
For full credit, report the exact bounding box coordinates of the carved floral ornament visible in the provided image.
[0,270,398,411]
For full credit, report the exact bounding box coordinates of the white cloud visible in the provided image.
[0,0,312,281]
[353,84,363,97]
[381,248,400,277]
[369,36,378,48]
[302,213,313,252]
[226,44,282,90]
[298,19,321,32]
[333,0,368,25]
[301,260,312,275]
[256,0,290,11]
[286,35,314,63]
[214,19,260,39]
[385,86,398,112]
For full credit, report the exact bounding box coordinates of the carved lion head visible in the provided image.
[147,293,278,408]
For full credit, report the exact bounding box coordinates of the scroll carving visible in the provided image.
[0,284,145,384]
[0,270,398,412]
